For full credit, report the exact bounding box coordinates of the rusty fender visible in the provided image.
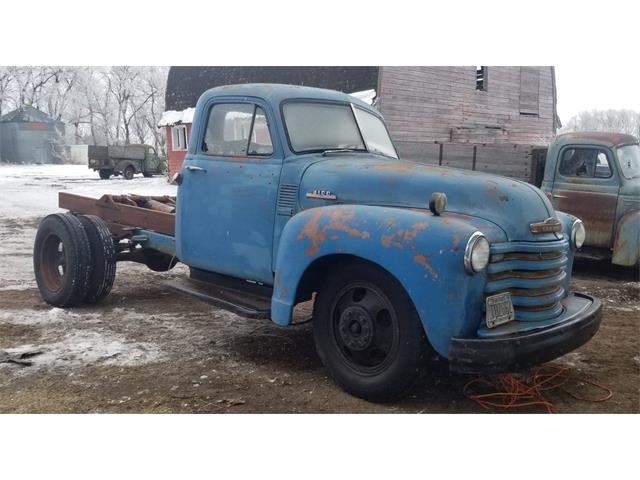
[612,209,640,267]
[270,205,498,358]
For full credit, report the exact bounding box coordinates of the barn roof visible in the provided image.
[165,66,379,111]
[0,105,59,124]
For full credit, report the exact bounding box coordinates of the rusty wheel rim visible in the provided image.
[330,282,400,375]
[40,233,66,292]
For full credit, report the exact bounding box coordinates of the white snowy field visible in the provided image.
[0,164,176,290]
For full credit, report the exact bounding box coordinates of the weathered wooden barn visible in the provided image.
[0,105,66,164]
[160,66,558,182]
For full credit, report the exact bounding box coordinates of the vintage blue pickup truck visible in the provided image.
[33,84,602,401]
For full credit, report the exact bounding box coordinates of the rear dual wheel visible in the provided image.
[34,213,116,307]
[313,261,427,402]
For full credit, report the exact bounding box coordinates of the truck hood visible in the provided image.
[298,155,557,242]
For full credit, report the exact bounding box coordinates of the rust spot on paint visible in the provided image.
[498,195,509,202]
[381,222,428,250]
[296,208,370,256]
[448,291,457,301]
[370,163,417,173]
[413,253,438,278]
[451,234,464,252]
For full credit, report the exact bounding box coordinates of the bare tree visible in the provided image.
[563,109,639,138]
[0,66,169,160]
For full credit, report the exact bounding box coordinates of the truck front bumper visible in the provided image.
[448,293,602,374]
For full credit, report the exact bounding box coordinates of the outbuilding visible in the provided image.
[0,106,66,163]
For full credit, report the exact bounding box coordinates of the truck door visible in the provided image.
[176,100,281,285]
[551,145,619,248]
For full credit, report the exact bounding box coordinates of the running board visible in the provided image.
[165,272,272,319]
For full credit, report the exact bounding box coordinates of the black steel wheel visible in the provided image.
[313,260,426,402]
[78,215,117,304]
[123,165,135,180]
[33,213,92,307]
[99,169,112,180]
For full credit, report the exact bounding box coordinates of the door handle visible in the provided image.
[186,166,206,173]
[552,194,567,199]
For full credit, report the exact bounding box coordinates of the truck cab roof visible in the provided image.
[197,83,377,113]
[553,131,639,148]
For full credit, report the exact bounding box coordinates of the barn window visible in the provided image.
[171,125,188,151]
[519,67,540,116]
[476,66,487,91]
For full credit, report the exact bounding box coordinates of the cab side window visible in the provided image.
[203,103,273,157]
[559,147,612,179]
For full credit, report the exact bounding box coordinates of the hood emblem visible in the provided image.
[530,217,562,234]
[306,190,337,201]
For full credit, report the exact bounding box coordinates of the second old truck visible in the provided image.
[33,84,603,401]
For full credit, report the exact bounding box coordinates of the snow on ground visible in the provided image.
[0,164,176,219]
[0,164,176,290]
[4,331,164,370]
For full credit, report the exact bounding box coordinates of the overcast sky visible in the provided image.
[555,65,640,125]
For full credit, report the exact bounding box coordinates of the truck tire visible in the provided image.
[143,251,178,272]
[99,169,112,180]
[33,213,92,307]
[313,261,426,402]
[123,165,135,180]
[78,215,117,304]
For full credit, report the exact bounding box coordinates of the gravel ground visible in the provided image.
[0,165,638,413]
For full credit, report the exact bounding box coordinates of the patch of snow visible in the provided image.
[555,351,591,370]
[0,307,101,326]
[4,330,163,369]
[350,89,376,105]
[157,108,195,127]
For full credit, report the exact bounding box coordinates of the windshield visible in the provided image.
[617,144,640,179]
[283,102,398,158]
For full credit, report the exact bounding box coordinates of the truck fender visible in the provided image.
[612,209,640,267]
[271,205,488,357]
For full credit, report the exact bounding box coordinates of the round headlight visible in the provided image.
[464,232,490,274]
[571,219,586,250]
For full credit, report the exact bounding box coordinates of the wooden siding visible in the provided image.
[378,66,556,146]
[397,142,538,183]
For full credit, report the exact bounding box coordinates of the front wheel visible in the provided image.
[99,169,112,180]
[123,165,135,180]
[313,261,426,402]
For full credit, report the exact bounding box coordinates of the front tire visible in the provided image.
[33,213,92,307]
[123,166,135,180]
[313,261,426,402]
[99,169,112,180]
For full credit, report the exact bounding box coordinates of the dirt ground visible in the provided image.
[1,254,638,414]
[0,166,638,413]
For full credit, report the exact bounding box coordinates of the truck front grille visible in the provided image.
[485,238,570,322]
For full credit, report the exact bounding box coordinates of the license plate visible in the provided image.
[485,292,515,328]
